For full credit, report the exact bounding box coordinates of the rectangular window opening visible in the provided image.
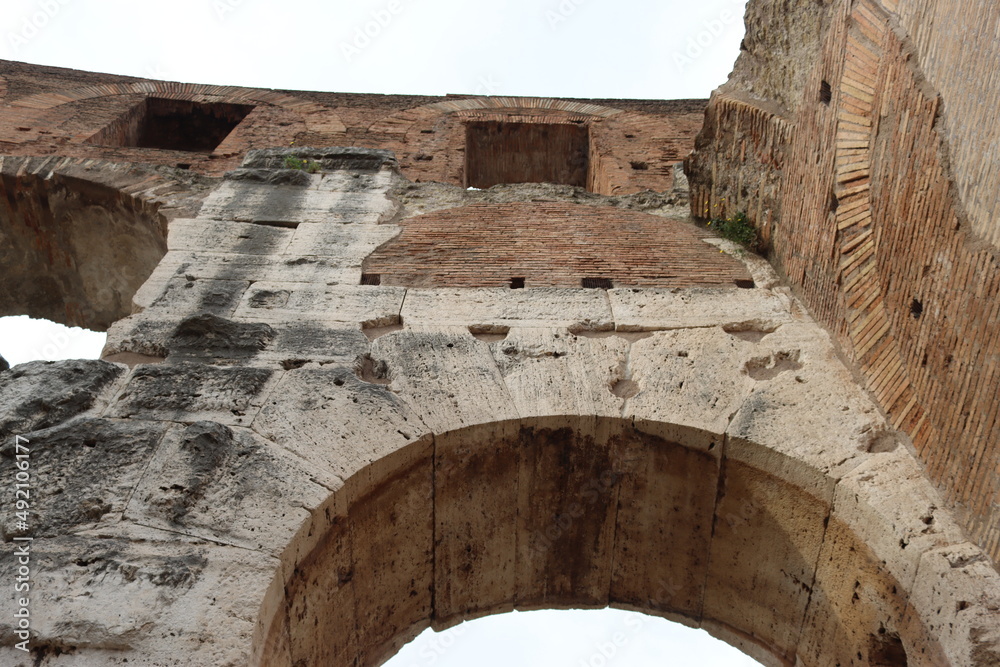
[87,97,255,152]
[465,120,590,190]
[581,277,613,289]
[510,277,525,289]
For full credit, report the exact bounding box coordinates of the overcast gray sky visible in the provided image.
[1,1,760,664]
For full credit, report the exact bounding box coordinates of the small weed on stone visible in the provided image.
[709,210,760,251]
[283,156,321,173]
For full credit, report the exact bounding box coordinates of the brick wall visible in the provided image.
[689,0,1000,561]
[0,62,705,193]
[364,202,751,289]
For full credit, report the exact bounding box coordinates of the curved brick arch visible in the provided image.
[0,156,201,329]
[8,81,346,133]
[367,97,624,135]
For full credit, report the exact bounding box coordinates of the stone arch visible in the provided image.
[0,156,202,330]
[251,400,973,667]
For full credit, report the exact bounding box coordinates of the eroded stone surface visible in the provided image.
[0,360,125,438]
[125,422,330,552]
[1,418,167,539]
[110,362,275,426]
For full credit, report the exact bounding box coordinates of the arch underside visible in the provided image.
[257,408,967,667]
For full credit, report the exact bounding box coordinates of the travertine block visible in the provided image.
[125,423,330,553]
[905,543,1000,667]
[110,362,277,427]
[284,222,400,261]
[626,327,755,447]
[168,218,294,255]
[608,287,794,331]
[251,367,430,489]
[232,282,404,326]
[402,288,614,330]
[371,328,519,434]
[489,328,629,420]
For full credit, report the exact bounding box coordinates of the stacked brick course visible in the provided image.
[364,202,751,288]
[0,62,704,193]
[689,0,1000,561]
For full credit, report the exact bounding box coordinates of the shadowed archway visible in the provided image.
[254,415,937,667]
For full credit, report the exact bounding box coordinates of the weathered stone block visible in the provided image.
[0,360,125,439]
[110,362,275,426]
[0,418,167,539]
[402,288,614,330]
[125,422,330,552]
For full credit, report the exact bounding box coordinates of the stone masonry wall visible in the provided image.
[3,148,999,665]
[688,0,1000,562]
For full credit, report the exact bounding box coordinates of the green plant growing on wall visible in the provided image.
[283,155,321,173]
[709,210,760,251]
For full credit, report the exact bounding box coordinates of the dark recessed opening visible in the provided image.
[734,279,756,289]
[510,277,525,289]
[829,192,840,212]
[581,277,613,289]
[419,129,435,134]
[910,298,923,318]
[361,273,382,286]
[868,630,908,666]
[465,120,590,190]
[630,160,649,171]
[88,97,255,153]
[820,80,833,105]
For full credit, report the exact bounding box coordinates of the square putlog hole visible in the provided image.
[88,97,255,152]
[465,121,590,190]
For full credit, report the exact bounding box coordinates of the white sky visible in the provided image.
[0,1,760,664]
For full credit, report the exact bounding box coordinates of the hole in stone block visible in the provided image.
[734,279,756,289]
[510,277,525,289]
[465,120,590,190]
[361,273,382,286]
[581,277,613,289]
[468,324,510,342]
[820,80,833,105]
[868,630,908,666]
[88,97,254,152]
[910,298,923,318]
[630,161,649,170]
